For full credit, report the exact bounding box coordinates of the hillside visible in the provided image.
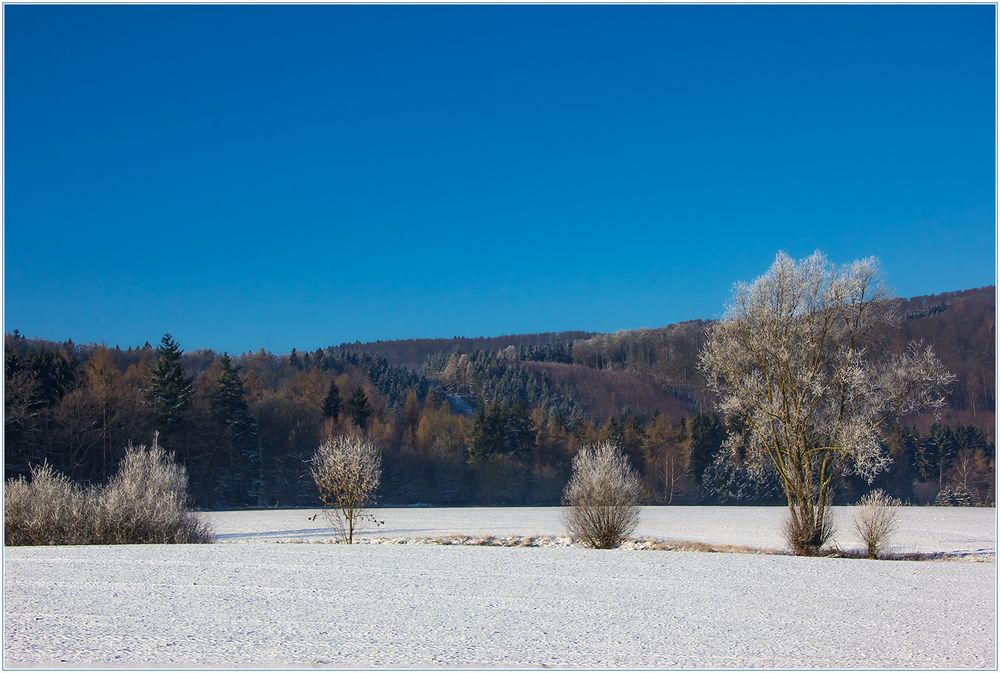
[520,362,695,422]
[343,286,995,428]
[333,331,596,370]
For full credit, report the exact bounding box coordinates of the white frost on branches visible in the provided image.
[310,434,382,543]
[562,441,642,549]
[699,251,953,554]
[699,251,954,485]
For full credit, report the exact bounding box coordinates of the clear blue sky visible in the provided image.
[4,5,996,354]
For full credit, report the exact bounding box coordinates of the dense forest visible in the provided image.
[4,286,995,508]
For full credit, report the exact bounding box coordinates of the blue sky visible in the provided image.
[4,5,995,354]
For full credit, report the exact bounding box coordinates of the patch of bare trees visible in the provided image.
[5,436,212,545]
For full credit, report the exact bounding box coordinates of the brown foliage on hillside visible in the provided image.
[522,362,692,422]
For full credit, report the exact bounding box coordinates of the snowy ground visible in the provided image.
[207,505,998,557]
[4,507,996,669]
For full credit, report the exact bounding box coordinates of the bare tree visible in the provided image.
[853,489,901,559]
[664,451,682,505]
[562,441,642,548]
[699,251,953,555]
[310,433,382,543]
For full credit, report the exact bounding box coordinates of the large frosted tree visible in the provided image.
[698,252,953,554]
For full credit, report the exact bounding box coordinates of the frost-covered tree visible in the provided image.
[699,252,953,555]
[310,434,382,543]
[562,441,642,548]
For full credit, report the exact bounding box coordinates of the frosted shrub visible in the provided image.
[311,434,382,543]
[4,437,212,546]
[94,439,213,544]
[562,441,642,549]
[4,463,94,546]
[783,505,834,556]
[853,489,901,559]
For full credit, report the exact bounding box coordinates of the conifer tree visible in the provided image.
[210,353,259,504]
[688,413,725,500]
[144,333,193,449]
[322,381,342,420]
[347,386,372,429]
[467,405,498,465]
[505,400,535,457]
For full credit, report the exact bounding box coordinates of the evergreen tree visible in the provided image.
[347,386,372,429]
[210,353,259,505]
[143,333,193,449]
[322,381,342,420]
[467,406,491,465]
[211,354,256,439]
[688,413,726,501]
[468,404,503,464]
[504,401,536,457]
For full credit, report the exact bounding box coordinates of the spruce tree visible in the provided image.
[210,353,259,505]
[504,401,535,456]
[347,386,372,429]
[322,381,342,420]
[144,333,193,448]
[688,413,726,501]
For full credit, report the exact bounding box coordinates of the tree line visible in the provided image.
[4,328,994,509]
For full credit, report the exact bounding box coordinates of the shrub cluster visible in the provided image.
[5,439,212,546]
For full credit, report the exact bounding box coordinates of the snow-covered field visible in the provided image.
[208,505,997,556]
[5,507,996,669]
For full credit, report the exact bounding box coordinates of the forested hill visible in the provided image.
[4,285,995,509]
[333,331,596,370]
[340,285,996,427]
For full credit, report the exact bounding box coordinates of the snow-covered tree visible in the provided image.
[699,251,953,554]
[562,441,642,548]
[310,434,382,543]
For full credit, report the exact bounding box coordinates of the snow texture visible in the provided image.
[4,506,996,669]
